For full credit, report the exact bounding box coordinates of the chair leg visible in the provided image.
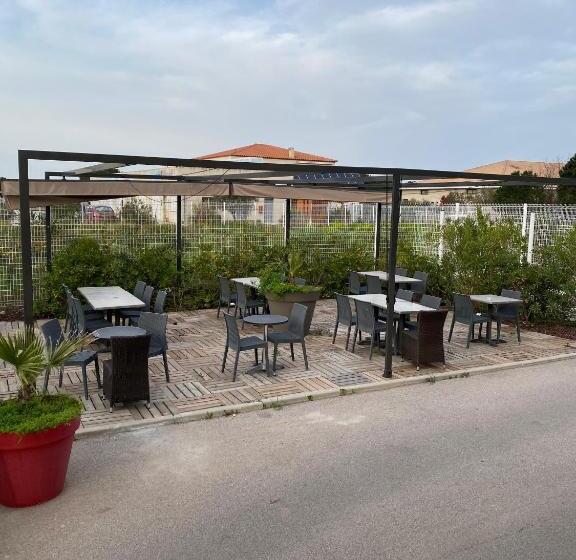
[43,367,50,392]
[94,357,101,388]
[448,317,455,342]
[301,340,309,370]
[221,345,229,372]
[163,352,170,382]
[332,321,338,344]
[216,301,222,318]
[232,351,240,382]
[351,326,359,353]
[81,365,89,400]
[59,365,64,388]
[345,325,352,351]
[516,319,521,343]
[64,314,69,333]
[273,343,278,371]
[254,348,259,365]
[264,344,270,375]
[466,324,473,348]
[369,332,375,360]
[290,343,295,361]
[496,321,501,342]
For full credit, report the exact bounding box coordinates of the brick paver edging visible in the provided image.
[75,351,576,440]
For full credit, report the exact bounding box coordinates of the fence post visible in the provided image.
[521,203,528,236]
[373,202,382,263]
[222,201,226,224]
[438,209,445,259]
[176,195,182,272]
[284,199,291,246]
[527,212,536,263]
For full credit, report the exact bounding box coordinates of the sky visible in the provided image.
[0,0,575,177]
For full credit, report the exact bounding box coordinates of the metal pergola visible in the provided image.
[12,149,576,378]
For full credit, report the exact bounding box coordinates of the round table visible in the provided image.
[93,326,147,340]
[243,314,288,372]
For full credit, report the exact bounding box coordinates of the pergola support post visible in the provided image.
[176,195,183,272]
[383,172,402,378]
[373,202,382,263]
[284,199,291,246]
[44,173,52,272]
[19,151,34,326]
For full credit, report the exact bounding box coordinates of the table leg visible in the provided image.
[262,325,268,372]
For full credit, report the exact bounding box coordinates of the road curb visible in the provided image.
[75,351,576,439]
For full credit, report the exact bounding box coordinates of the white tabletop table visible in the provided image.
[231,277,261,290]
[470,294,523,345]
[358,271,422,285]
[349,294,436,353]
[78,286,145,311]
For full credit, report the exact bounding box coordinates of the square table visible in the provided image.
[349,293,436,353]
[358,271,423,286]
[470,294,523,345]
[78,286,145,323]
[231,277,260,290]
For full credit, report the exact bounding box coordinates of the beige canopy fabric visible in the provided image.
[0,179,391,208]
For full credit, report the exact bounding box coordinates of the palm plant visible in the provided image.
[0,327,90,400]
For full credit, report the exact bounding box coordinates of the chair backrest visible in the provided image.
[218,276,232,302]
[235,282,248,309]
[335,293,353,324]
[138,312,168,350]
[413,271,428,295]
[349,271,362,295]
[153,290,168,314]
[366,275,382,294]
[453,293,474,322]
[294,277,306,286]
[70,296,87,335]
[355,300,376,332]
[396,289,413,302]
[223,313,241,349]
[142,285,154,311]
[417,310,448,342]
[108,334,151,402]
[287,303,308,337]
[64,286,77,332]
[421,294,442,310]
[134,280,146,300]
[499,289,522,318]
[395,267,408,277]
[40,319,64,351]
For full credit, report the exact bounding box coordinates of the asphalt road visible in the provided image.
[3,360,576,560]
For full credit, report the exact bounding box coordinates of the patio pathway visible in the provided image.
[1,299,575,434]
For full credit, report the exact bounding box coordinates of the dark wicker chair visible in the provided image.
[119,285,154,325]
[448,293,490,348]
[222,313,269,380]
[268,303,309,371]
[40,319,101,400]
[400,310,448,370]
[405,294,442,330]
[235,282,266,326]
[332,293,357,350]
[351,300,387,360]
[348,271,367,295]
[138,312,170,382]
[103,334,151,411]
[412,271,428,300]
[366,275,383,294]
[493,289,522,343]
[217,277,237,317]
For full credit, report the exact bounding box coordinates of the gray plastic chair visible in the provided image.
[332,294,357,350]
[120,285,154,325]
[40,318,100,400]
[217,277,237,317]
[413,271,428,298]
[153,290,168,314]
[348,272,366,295]
[63,285,103,332]
[222,313,269,380]
[235,282,266,326]
[267,303,309,371]
[138,312,169,381]
[493,289,522,343]
[366,275,383,294]
[133,280,146,300]
[448,293,490,348]
[71,296,112,336]
[351,300,387,360]
[395,267,408,277]
[396,289,414,302]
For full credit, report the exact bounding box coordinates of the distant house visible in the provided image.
[140,143,337,223]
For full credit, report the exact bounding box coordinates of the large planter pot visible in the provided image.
[0,417,80,508]
[265,291,321,335]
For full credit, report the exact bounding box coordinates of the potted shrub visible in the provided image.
[259,251,322,334]
[0,328,88,508]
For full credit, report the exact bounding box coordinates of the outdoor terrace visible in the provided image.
[1,299,574,435]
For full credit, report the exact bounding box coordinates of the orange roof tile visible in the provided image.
[197,143,337,163]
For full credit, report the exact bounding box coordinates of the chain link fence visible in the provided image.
[1,197,576,310]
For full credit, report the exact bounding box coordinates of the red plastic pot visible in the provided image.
[0,417,80,508]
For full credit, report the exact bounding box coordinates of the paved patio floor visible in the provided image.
[1,299,575,434]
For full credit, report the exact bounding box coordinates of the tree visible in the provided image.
[557,154,576,204]
[493,171,548,204]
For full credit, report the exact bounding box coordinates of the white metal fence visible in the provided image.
[1,198,575,309]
